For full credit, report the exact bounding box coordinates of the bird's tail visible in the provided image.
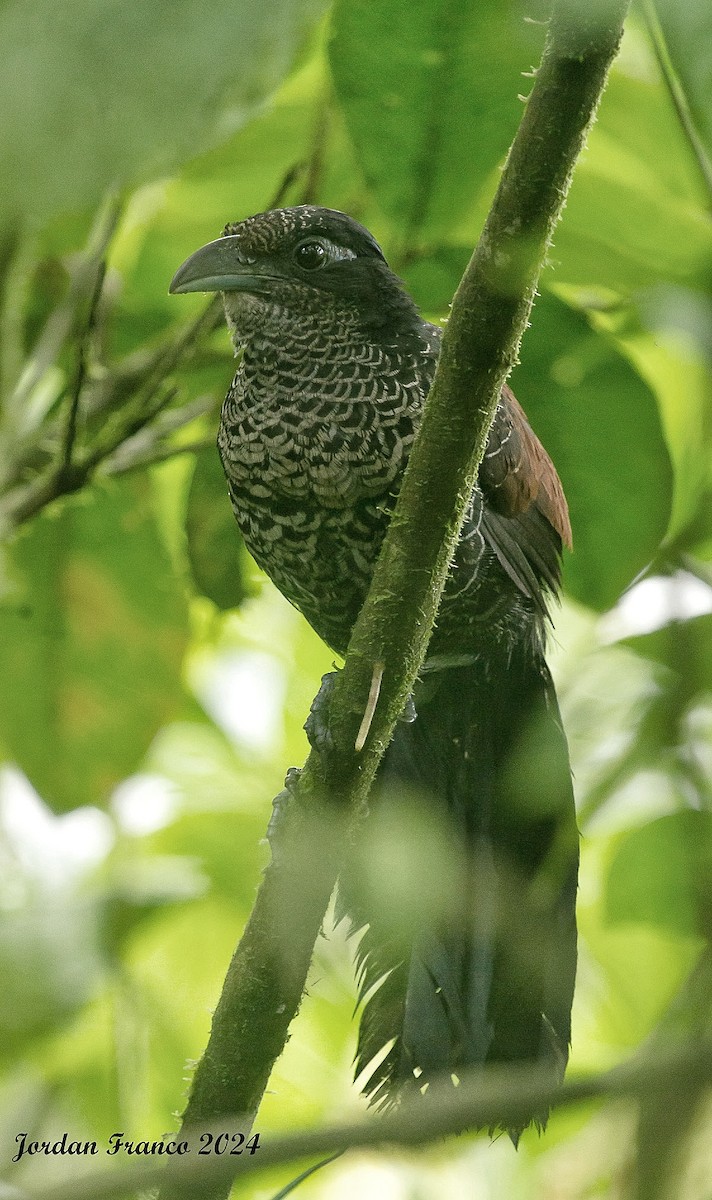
[338,636,578,1133]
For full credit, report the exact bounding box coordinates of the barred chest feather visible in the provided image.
[217,314,432,652]
[216,300,529,658]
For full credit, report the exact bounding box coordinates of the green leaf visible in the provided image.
[606,812,712,937]
[0,0,326,230]
[624,614,712,697]
[329,0,545,239]
[111,52,329,357]
[0,477,189,812]
[514,292,674,610]
[186,446,250,611]
[551,49,712,293]
[591,293,712,547]
[0,895,102,1057]
[98,855,208,957]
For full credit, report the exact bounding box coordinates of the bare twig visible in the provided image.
[61,258,107,471]
[0,292,222,530]
[8,194,122,422]
[267,1150,344,1200]
[23,1040,712,1200]
[640,0,712,210]
[268,161,309,210]
[83,386,180,473]
[302,101,330,205]
[0,384,179,529]
[80,299,222,424]
[104,436,215,476]
[101,392,216,475]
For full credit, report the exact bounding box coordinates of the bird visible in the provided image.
[170,205,578,1134]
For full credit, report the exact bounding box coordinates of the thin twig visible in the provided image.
[104,435,216,476]
[101,393,216,474]
[0,385,179,529]
[267,1150,345,1199]
[302,101,330,205]
[8,194,122,420]
[23,1040,712,1200]
[269,161,308,211]
[83,386,180,473]
[0,295,222,529]
[640,0,712,209]
[81,299,223,424]
[61,258,107,471]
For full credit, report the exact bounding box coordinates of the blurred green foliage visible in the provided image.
[0,0,327,228]
[0,1,710,1197]
[0,478,189,811]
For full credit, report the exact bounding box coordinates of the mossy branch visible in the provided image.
[164,4,631,1197]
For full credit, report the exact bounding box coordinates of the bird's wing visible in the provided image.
[480,384,572,550]
[419,325,570,549]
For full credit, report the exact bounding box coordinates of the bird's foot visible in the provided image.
[267,766,302,865]
[304,669,339,756]
[400,695,417,724]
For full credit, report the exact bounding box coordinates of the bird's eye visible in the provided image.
[294,239,328,271]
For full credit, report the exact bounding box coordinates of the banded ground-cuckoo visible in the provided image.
[171,206,578,1134]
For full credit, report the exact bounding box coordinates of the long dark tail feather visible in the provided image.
[338,632,578,1137]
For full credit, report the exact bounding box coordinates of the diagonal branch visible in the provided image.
[24,1039,712,1200]
[162,3,631,1197]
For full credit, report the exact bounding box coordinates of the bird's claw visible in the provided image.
[267,766,302,864]
[304,669,339,756]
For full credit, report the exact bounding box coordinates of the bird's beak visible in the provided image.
[169,235,266,295]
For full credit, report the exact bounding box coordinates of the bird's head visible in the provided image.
[169,205,420,342]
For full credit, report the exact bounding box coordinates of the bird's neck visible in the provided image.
[222,290,429,364]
